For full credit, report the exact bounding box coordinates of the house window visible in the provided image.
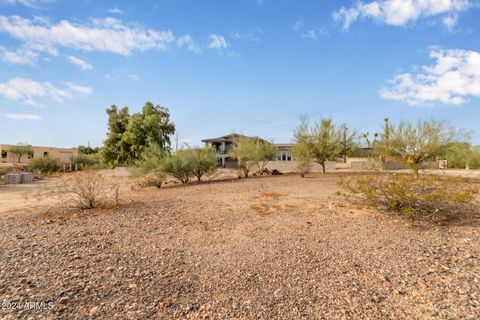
[1,150,7,159]
[218,144,225,154]
[43,151,49,157]
[28,151,34,159]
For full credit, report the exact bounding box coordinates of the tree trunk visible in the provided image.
[321,162,326,174]
[343,154,347,164]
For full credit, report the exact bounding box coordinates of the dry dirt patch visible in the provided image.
[0,173,479,319]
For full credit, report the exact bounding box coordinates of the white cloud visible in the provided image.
[104,69,139,81]
[67,55,92,70]
[107,7,123,14]
[0,77,92,105]
[0,47,37,64]
[0,15,176,56]
[380,48,480,106]
[229,29,263,42]
[64,81,93,95]
[293,19,304,31]
[5,113,42,120]
[176,34,202,54]
[1,0,51,8]
[442,14,458,29]
[208,34,228,49]
[302,30,318,40]
[333,0,470,30]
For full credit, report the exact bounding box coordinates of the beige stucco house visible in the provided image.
[0,144,78,164]
[202,134,295,168]
[202,134,339,172]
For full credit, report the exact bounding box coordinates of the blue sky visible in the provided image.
[0,0,479,147]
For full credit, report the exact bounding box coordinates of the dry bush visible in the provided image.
[36,170,119,210]
[261,191,284,199]
[136,173,164,189]
[340,174,480,219]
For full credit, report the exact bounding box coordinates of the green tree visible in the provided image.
[387,119,459,179]
[100,102,175,167]
[231,137,277,177]
[135,143,167,188]
[10,143,33,163]
[78,145,100,155]
[440,142,472,169]
[161,150,195,183]
[188,146,219,181]
[100,105,131,167]
[122,102,175,163]
[295,118,343,174]
[471,146,480,169]
[292,117,313,177]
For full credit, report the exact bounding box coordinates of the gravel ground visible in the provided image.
[0,174,479,319]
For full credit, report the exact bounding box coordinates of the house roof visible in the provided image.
[202,133,265,144]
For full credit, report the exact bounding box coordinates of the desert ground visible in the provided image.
[0,171,479,319]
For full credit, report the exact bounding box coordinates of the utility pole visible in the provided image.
[175,132,179,153]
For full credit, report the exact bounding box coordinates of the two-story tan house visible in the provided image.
[202,134,294,168]
[202,134,250,168]
[0,144,78,164]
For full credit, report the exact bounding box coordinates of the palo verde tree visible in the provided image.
[293,117,343,174]
[231,137,277,177]
[135,143,167,188]
[291,117,313,177]
[101,102,175,167]
[160,149,195,184]
[10,143,33,163]
[386,119,460,179]
[188,146,219,181]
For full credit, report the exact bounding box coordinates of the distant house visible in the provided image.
[0,144,78,164]
[202,133,294,168]
[202,134,251,168]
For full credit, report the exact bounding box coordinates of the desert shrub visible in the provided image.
[471,147,480,169]
[136,173,165,188]
[133,143,167,187]
[340,174,479,219]
[40,170,118,209]
[188,147,219,181]
[73,153,100,167]
[161,150,195,183]
[231,137,277,177]
[27,156,60,174]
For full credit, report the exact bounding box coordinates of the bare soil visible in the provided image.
[0,173,479,319]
